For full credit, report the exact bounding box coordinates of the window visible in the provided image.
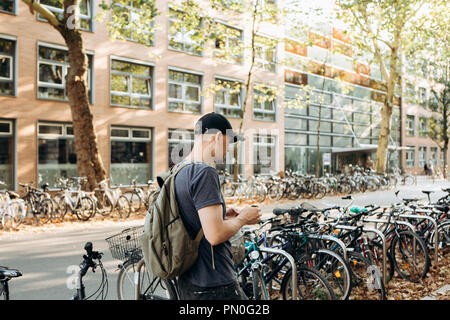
[39,0,93,31]
[0,37,15,96]
[418,117,428,138]
[0,120,14,189]
[405,115,415,136]
[430,147,438,167]
[38,44,93,102]
[168,129,194,168]
[419,87,427,107]
[168,9,202,55]
[253,134,276,174]
[214,23,243,64]
[253,85,276,121]
[111,0,155,45]
[110,126,152,186]
[110,58,152,108]
[168,70,201,113]
[418,146,427,168]
[38,122,77,188]
[255,35,277,72]
[214,78,242,118]
[405,82,415,103]
[0,0,15,13]
[405,146,416,168]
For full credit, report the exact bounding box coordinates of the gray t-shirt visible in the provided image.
[174,162,236,287]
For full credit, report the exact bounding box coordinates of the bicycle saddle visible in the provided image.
[402,198,420,203]
[0,266,22,279]
[422,190,435,195]
[434,205,449,213]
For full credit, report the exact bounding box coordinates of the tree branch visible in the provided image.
[21,0,61,28]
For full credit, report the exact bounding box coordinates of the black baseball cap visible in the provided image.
[194,112,245,144]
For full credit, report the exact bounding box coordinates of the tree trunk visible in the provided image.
[60,27,106,191]
[443,142,448,179]
[375,103,393,173]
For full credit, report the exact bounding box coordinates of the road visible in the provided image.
[1,178,449,300]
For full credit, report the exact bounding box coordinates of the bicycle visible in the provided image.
[0,185,26,230]
[94,179,131,219]
[19,182,54,225]
[0,266,22,300]
[71,242,108,300]
[53,177,96,221]
[122,179,147,215]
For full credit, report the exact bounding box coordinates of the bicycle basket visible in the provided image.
[105,226,144,261]
[230,229,245,265]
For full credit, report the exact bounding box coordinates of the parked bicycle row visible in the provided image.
[4,185,446,300]
[0,177,158,230]
[220,166,416,203]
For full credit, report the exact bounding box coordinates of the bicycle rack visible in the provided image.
[334,225,387,287]
[398,214,439,265]
[259,247,297,300]
[362,217,416,235]
[305,234,348,262]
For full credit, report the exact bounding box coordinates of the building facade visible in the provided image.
[0,0,284,190]
[283,20,401,176]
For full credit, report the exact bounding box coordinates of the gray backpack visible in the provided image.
[138,161,204,279]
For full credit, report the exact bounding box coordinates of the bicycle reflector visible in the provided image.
[350,206,367,214]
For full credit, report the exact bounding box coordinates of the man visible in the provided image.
[174,112,261,300]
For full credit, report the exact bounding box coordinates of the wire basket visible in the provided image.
[105,226,144,261]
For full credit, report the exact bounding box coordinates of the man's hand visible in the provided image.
[237,206,262,225]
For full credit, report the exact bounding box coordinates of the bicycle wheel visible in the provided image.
[96,193,113,217]
[123,191,142,215]
[6,201,25,229]
[0,282,8,300]
[347,251,385,300]
[51,193,67,222]
[403,175,415,186]
[281,266,336,300]
[391,230,430,282]
[367,240,395,284]
[117,259,143,300]
[298,248,352,300]
[430,221,450,256]
[75,196,96,221]
[134,260,178,300]
[38,198,54,224]
[115,195,131,219]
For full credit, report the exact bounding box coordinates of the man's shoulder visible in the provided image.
[177,162,218,181]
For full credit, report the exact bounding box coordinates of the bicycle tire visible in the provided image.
[281,266,336,300]
[117,258,142,300]
[390,230,430,282]
[429,221,450,256]
[6,201,26,229]
[347,251,385,300]
[368,240,395,284]
[75,196,96,221]
[134,259,178,300]
[0,282,8,300]
[298,248,352,300]
[115,195,131,219]
[38,198,54,224]
[124,191,142,215]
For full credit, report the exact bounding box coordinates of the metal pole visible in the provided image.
[260,247,297,300]
[306,233,348,262]
[363,217,416,234]
[398,214,439,265]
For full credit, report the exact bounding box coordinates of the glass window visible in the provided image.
[309,105,332,118]
[168,70,201,113]
[39,0,92,31]
[168,128,194,167]
[430,147,438,167]
[168,9,203,55]
[418,146,427,168]
[38,122,77,187]
[214,23,243,64]
[308,120,331,133]
[406,115,416,136]
[38,45,93,102]
[333,136,353,147]
[0,38,15,96]
[214,78,242,118]
[110,126,152,186]
[284,117,307,131]
[0,0,14,13]
[254,35,277,72]
[111,59,152,108]
[111,0,155,45]
[418,117,428,137]
[333,122,352,134]
[309,134,331,147]
[253,85,276,121]
[419,87,427,107]
[253,134,276,174]
[285,132,307,145]
[0,120,14,189]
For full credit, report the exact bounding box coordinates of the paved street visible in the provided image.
[1,178,449,300]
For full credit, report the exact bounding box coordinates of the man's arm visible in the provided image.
[198,205,261,246]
